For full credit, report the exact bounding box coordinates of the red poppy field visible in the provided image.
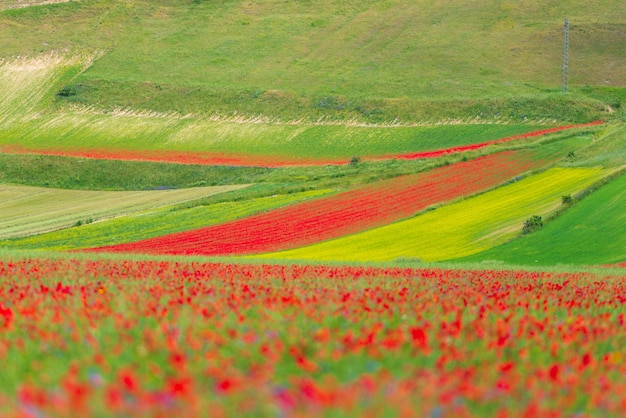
[86,149,550,256]
[0,257,625,417]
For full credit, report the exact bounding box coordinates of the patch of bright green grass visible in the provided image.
[563,123,626,168]
[0,153,273,190]
[262,168,606,263]
[458,172,626,266]
[1,189,332,250]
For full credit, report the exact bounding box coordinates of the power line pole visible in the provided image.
[561,17,569,93]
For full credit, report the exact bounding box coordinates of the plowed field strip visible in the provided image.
[87,149,553,256]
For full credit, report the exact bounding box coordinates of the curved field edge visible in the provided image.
[458,170,626,266]
[0,184,247,239]
[83,147,566,256]
[262,167,607,263]
[0,121,602,167]
[1,189,332,250]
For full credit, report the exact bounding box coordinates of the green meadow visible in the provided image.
[1,0,623,122]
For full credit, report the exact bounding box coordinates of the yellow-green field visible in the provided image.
[0,183,247,238]
[263,168,606,262]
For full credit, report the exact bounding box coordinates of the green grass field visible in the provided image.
[0,52,566,163]
[0,109,551,160]
[0,0,624,266]
[262,168,606,263]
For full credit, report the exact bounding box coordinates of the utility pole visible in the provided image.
[561,17,569,93]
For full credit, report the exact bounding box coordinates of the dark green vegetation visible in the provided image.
[0,0,624,123]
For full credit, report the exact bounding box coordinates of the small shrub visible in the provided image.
[562,194,573,205]
[522,215,543,235]
[350,156,361,165]
[56,86,76,97]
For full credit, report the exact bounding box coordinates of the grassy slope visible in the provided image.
[0,0,622,122]
[0,53,560,162]
[458,172,626,266]
[0,110,549,160]
[0,1,621,164]
[0,183,246,238]
[262,168,606,262]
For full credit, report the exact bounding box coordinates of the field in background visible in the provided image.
[0,0,623,123]
[0,189,332,250]
[0,52,572,166]
[85,147,569,256]
[0,0,622,266]
[461,171,626,266]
